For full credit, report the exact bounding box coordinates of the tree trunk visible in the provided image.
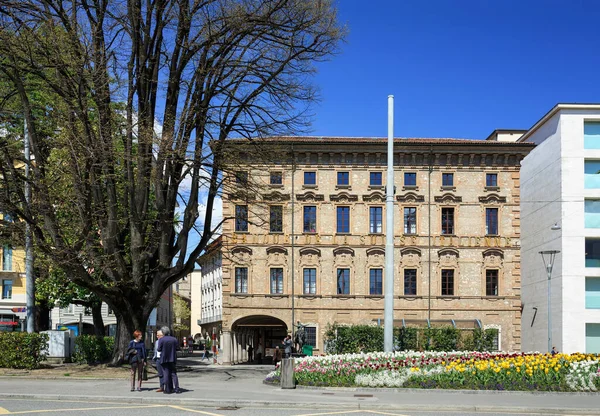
[91,303,105,337]
[110,308,148,366]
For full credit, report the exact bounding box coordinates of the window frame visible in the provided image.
[404,269,417,296]
[337,171,350,186]
[486,269,499,296]
[303,206,317,233]
[441,207,455,235]
[269,171,283,185]
[486,207,499,235]
[269,205,283,233]
[486,173,498,187]
[235,205,249,232]
[1,279,12,300]
[336,206,350,234]
[404,172,417,187]
[303,268,317,294]
[369,206,383,234]
[337,268,350,295]
[304,171,317,186]
[270,268,284,294]
[404,207,417,234]
[442,172,454,187]
[304,326,317,347]
[441,269,455,296]
[235,267,249,294]
[369,268,383,295]
[235,171,248,186]
[370,172,383,186]
[2,245,12,271]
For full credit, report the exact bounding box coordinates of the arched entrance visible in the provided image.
[225,315,287,365]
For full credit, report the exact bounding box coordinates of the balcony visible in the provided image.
[198,314,222,325]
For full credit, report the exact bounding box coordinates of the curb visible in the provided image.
[1,392,599,414]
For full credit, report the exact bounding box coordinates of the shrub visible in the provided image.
[324,324,383,354]
[72,335,114,364]
[0,332,49,369]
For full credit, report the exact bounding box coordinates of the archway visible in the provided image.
[229,315,288,365]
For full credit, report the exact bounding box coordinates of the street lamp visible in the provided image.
[539,250,560,353]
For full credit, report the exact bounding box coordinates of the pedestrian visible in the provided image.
[157,326,181,394]
[551,346,558,355]
[188,337,194,354]
[127,330,147,392]
[247,344,254,362]
[282,334,292,358]
[200,343,208,361]
[256,342,264,364]
[152,329,165,392]
[273,346,282,368]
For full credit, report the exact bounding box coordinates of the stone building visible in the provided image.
[216,136,534,364]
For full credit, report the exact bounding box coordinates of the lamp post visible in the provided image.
[539,250,560,353]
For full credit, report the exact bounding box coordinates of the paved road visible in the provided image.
[0,398,597,416]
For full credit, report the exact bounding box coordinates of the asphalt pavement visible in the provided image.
[0,355,598,415]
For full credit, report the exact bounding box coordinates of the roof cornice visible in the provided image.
[518,103,600,143]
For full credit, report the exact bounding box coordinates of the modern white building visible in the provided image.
[194,237,223,342]
[520,103,600,354]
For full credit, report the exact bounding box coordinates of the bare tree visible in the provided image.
[0,0,344,362]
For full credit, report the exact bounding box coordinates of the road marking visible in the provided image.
[296,411,363,416]
[168,405,225,416]
[2,404,164,414]
[368,411,411,416]
[0,408,10,415]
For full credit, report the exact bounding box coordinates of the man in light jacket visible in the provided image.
[152,329,164,392]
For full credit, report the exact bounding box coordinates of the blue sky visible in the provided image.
[309,0,600,139]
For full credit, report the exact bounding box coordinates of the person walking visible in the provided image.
[273,346,282,368]
[256,342,264,364]
[247,344,254,363]
[157,326,181,394]
[152,329,165,392]
[128,330,147,392]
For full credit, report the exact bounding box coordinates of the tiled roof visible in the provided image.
[228,136,535,146]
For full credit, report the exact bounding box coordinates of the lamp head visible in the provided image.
[551,223,561,231]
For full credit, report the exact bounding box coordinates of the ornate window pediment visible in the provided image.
[296,192,325,202]
[299,247,321,256]
[438,247,459,258]
[401,247,422,256]
[262,191,290,201]
[366,247,385,256]
[329,192,358,202]
[231,245,253,255]
[483,248,504,259]
[434,193,462,203]
[479,194,507,204]
[362,192,385,202]
[266,246,288,255]
[333,246,355,256]
[396,192,425,203]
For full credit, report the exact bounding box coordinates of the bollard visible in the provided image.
[280,357,296,389]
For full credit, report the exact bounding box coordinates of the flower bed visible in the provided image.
[266,351,600,392]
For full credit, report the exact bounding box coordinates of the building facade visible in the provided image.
[195,237,223,344]
[0,213,27,331]
[216,136,534,364]
[520,103,600,353]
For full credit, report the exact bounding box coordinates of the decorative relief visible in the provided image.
[266,246,288,255]
[299,247,321,257]
[362,192,385,202]
[400,246,421,267]
[296,192,325,202]
[329,192,359,202]
[483,248,504,267]
[366,247,385,257]
[262,191,290,201]
[333,246,355,257]
[479,194,507,203]
[230,245,253,255]
[434,193,462,203]
[437,247,459,266]
[396,192,425,203]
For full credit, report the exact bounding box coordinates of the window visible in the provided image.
[369,269,383,295]
[585,200,600,228]
[1,279,12,300]
[2,245,12,271]
[337,172,349,186]
[337,268,350,294]
[270,268,283,294]
[404,207,417,234]
[270,206,283,233]
[337,206,350,233]
[404,172,417,186]
[303,268,316,294]
[486,270,498,296]
[404,269,417,296]
[84,307,92,316]
[584,122,600,150]
[586,323,600,353]
[441,208,454,235]
[486,173,498,187]
[303,206,317,233]
[585,277,600,309]
[369,207,382,234]
[107,306,114,316]
[370,172,382,186]
[304,326,317,347]
[585,160,600,189]
[586,239,600,267]
[441,269,454,296]
[270,171,283,185]
[235,171,248,186]
[304,171,316,185]
[235,267,248,293]
[235,205,248,232]
[486,208,498,235]
[442,173,454,187]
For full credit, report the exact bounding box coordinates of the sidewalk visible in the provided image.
[0,358,599,414]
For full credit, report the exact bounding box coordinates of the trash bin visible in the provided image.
[302,345,313,356]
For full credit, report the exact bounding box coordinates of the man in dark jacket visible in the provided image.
[157,326,181,394]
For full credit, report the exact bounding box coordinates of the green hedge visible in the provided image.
[72,335,114,364]
[0,332,49,369]
[324,323,499,354]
